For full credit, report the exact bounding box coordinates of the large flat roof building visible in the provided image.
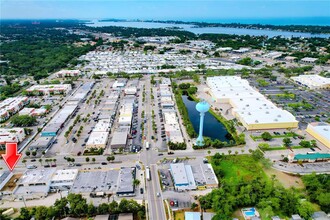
[291,75,330,90]
[50,169,78,191]
[207,76,298,130]
[116,167,135,196]
[26,84,72,96]
[170,163,196,191]
[86,131,109,149]
[306,122,330,148]
[0,97,29,122]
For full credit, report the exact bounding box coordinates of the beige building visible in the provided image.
[306,122,330,148]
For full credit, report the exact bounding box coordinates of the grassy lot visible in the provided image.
[264,168,304,189]
[213,154,268,185]
[174,210,185,220]
[250,132,298,141]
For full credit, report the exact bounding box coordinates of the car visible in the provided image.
[310,148,315,152]
[30,159,36,162]
[27,165,37,169]
[82,143,86,147]
[43,165,50,168]
[157,192,161,197]
[51,164,57,167]
[168,151,174,155]
[101,162,107,165]
[140,188,144,194]
[158,153,164,156]
[75,163,82,167]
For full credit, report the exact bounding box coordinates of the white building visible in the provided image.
[50,169,79,191]
[19,107,47,116]
[26,84,72,96]
[0,97,29,122]
[0,128,26,149]
[301,57,318,64]
[306,122,330,149]
[207,76,298,130]
[170,163,196,191]
[291,75,330,90]
[86,131,109,149]
[56,70,81,77]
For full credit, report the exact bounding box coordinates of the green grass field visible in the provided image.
[213,155,268,185]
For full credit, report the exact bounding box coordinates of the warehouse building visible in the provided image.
[86,131,109,149]
[116,167,136,196]
[71,169,119,194]
[163,112,184,143]
[170,163,196,191]
[50,169,79,192]
[206,76,298,130]
[14,168,56,199]
[291,75,330,90]
[41,103,78,136]
[26,84,72,96]
[0,171,14,191]
[69,81,94,102]
[29,136,55,151]
[110,127,129,150]
[306,122,330,148]
[191,164,219,189]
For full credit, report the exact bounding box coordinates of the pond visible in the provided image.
[182,95,230,142]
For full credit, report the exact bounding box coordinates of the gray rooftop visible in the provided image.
[71,170,119,193]
[116,167,135,194]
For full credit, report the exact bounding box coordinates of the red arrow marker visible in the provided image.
[1,143,22,171]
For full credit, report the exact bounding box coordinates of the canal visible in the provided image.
[182,95,230,142]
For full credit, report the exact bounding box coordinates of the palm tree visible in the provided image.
[241,149,245,154]
[86,157,90,162]
[106,156,111,162]
[92,158,96,163]
[235,151,238,156]
[228,150,232,155]
[25,151,30,157]
[22,159,27,167]
[39,158,43,166]
[53,159,57,166]
[32,151,37,157]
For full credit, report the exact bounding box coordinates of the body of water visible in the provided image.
[182,95,229,142]
[87,20,330,38]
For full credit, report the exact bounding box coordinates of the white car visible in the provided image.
[157,192,161,197]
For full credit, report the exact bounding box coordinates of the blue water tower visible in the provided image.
[195,99,210,146]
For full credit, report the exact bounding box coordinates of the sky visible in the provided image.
[1,0,330,21]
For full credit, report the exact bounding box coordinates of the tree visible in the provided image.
[261,132,272,141]
[299,140,311,148]
[67,194,88,217]
[297,201,314,219]
[11,115,37,127]
[85,157,90,162]
[92,158,96,163]
[191,202,198,210]
[228,150,232,155]
[39,158,43,165]
[106,156,111,162]
[53,159,57,165]
[22,159,27,166]
[133,179,141,187]
[258,143,270,150]
[25,151,31,157]
[283,138,292,147]
[32,151,37,157]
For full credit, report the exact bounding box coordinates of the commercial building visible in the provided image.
[29,136,55,151]
[86,131,109,149]
[0,171,14,191]
[288,153,330,163]
[41,103,78,136]
[291,75,330,90]
[185,212,215,220]
[26,84,72,96]
[71,169,119,194]
[116,167,136,196]
[191,164,219,189]
[110,127,129,150]
[233,48,250,53]
[206,76,298,130]
[56,70,81,77]
[0,97,29,122]
[170,163,196,191]
[306,122,330,148]
[69,81,94,102]
[14,168,56,199]
[263,52,283,60]
[50,169,79,192]
[0,128,26,150]
[163,112,184,143]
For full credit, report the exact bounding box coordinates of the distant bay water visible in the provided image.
[86,19,330,38]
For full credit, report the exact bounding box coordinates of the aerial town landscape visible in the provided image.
[0,1,330,220]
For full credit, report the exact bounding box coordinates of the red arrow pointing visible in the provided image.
[1,143,21,171]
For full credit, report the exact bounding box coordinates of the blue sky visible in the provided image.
[1,0,330,20]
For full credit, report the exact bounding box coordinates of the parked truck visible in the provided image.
[146,166,151,181]
[145,141,150,150]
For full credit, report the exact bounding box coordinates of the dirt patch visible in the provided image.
[2,173,23,191]
[232,209,244,220]
[265,168,304,189]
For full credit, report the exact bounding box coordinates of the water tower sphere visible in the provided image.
[196,100,210,113]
